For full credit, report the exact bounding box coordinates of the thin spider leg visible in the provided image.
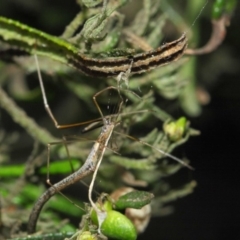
[34,54,103,129]
[92,85,142,122]
[62,135,121,155]
[92,86,122,121]
[45,139,78,186]
[88,120,116,214]
[114,131,194,170]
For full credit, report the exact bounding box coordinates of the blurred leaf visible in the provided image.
[115,190,154,210]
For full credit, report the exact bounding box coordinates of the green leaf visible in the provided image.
[115,190,154,210]
[0,164,25,177]
[39,158,81,175]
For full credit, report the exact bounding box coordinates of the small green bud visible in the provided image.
[101,210,137,240]
[164,117,187,142]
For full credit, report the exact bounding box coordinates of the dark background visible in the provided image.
[1,1,240,240]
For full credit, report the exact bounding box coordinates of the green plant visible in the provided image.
[0,0,237,239]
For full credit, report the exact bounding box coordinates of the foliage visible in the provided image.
[0,0,236,239]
